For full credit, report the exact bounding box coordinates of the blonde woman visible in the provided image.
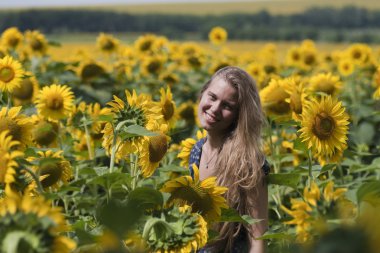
[189,66,270,253]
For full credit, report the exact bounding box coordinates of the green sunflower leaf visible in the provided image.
[125,124,159,137]
[2,231,40,253]
[356,181,380,205]
[128,187,164,210]
[268,173,301,189]
[220,208,260,224]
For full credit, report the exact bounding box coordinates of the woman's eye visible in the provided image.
[223,104,233,110]
[209,95,216,101]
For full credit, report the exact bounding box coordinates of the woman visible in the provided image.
[189,66,270,253]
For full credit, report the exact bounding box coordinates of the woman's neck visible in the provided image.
[206,132,225,151]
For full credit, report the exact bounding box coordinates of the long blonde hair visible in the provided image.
[200,66,266,251]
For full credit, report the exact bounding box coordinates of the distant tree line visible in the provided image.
[1,6,380,42]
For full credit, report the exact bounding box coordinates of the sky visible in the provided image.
[0,0,246,9]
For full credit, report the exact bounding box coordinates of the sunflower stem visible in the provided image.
[6,91,12,109]
[337,163,345,184]
[82,115,94,161]
[109,127,118,173]
[307,149,313,188]
[22,166,44,193]
[130,153,139,190]
[57,123,64,151]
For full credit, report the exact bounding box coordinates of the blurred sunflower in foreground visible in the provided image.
[281,181,351,243]
[299,95,349,162]
[143,205,208,253]
[161,164,228,222]
[0,193,76,253]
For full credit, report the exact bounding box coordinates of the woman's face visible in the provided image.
[198,77,239,135]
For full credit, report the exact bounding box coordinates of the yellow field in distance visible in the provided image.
[48,40,359,61]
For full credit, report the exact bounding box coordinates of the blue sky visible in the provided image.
[0,0,247,8]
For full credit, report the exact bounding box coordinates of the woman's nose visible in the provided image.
[210,101,221,113]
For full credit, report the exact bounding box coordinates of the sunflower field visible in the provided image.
[1,25,380,253]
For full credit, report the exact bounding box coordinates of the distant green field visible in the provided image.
[71,0,379,15]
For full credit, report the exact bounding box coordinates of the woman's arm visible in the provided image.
[248,179,268,253]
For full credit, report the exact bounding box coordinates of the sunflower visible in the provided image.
[208,26,228,46]
[0,131,23,185]
[25,30,49,55]
[87,102,112,143]
[346,43,372,67]
[32,116,59,147]
[159,71,179,86]
[161,164,228,222]
[0,106,33,149]
[259,78,291,120]
[246,62,266,88]
[28,150,72,189]
[138,127,169,177]
[134,34,157,54]
[281,181,348,243]
[96,32,120,54]
[144,205,208,253]
[283,76,308,121]
[102,90,162,160]
[77,60,107,84]
[315,145,346,166]
[174,42,206,69]
[338,58,355,77]
[69,101,111,143]
[151,35,170,53]
[158,87,178,129]
[300,47,318,71]
[286,46,302,68]
[0,193,76,253]
[299,96,349,157]
[208,61,231,75]
[35,84,74,121]
[308,72,342,97]
[1,27,23,49]
[281,198,313,243]
[140,55,166,76]
[0,55,25,93]
[177,129,207,168]
[11,71,39,105]
[71,129,93,161]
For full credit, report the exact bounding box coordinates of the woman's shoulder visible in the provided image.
[189,138,206,159]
